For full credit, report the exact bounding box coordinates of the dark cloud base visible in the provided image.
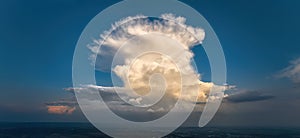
[225,91,274,103]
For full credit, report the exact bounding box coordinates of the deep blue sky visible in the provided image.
[0,0,300,126]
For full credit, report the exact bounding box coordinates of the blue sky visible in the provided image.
[1,0,300,126]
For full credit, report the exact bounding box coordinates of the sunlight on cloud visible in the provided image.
[47,105,76,115]
[85,14,231,113]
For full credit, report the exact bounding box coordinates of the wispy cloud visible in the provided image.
[276,57,300,84]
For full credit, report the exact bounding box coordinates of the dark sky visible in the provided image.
[0,0,300,127]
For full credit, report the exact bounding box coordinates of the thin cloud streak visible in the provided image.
[276,57,300,84]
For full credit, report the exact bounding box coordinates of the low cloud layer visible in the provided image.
[45,99,77,115]
[46,105,76,115]
[224,90,274,103]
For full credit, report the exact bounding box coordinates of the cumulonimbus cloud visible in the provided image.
[84,14,232,112]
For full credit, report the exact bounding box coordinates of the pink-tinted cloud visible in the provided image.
[47,105,76,115]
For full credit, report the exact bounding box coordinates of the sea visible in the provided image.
[0,122,300,138]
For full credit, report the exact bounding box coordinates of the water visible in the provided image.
[0,123,300,138]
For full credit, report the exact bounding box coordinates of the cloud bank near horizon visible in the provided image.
[45,99,77,115]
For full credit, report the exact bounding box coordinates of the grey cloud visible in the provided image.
[225,90,274,103]
[62,86,174,121]
[45,98,77,106]
[63,86,125,102]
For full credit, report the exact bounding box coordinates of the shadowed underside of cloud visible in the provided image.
[50,85,276,121]
[63,85,172,113]
[64,85,273,109]
[64,85,176,121]
[224,90,275,103]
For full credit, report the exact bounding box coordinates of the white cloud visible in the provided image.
[88,14,205,71]
[128,97,142,105]
[90,13,205,51]
[276,57,300,83]
[83,14,232,113]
